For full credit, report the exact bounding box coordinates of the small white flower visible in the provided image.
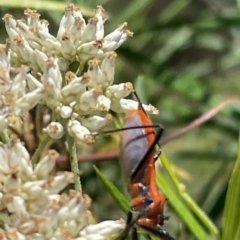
[42,57,62,108]
[67,119,94,144]
[96,94,111,112]
[33,150,59,179]
[13,36,36,66]
[80,114,112,132]
[44,122,64,139]
[26,73,43,91]
[16,87,44,114]
[103,22,133,51]
[79,220,125,239]
[101,51,117,88]
[4,195,27,218]
[47,172,75,194]
[60,32,76,60]
[74,86,103,113]
[0,43,10,72]
[35,50,48,71]
[61,72,90,104]
[111,98,159,114]
[81,17,98,44]
[106,82,134,100]
[11,65,28,98]
[87,58,105,88]
[56,105,73,119]
[77,40,105,61]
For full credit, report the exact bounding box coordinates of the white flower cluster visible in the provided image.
[0,4,159,239]
[0,4,158,144]
[0,140,124,239]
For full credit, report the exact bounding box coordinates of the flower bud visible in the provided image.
[111,98,159,114]
[16,87,44,114]
[35,49,48,71]
[87,58,104,87]
[56,105,72,119]
[75,87,103,113]
[61,72,90,102]
[103,22,133,51]
[79,220,125,238]
[67,119,94,144]
[34,150,59,179]
[77,41,104,62]
[46,172,74,194]
[95,6,105,41]
[80,114,112,132]
[81,18,98,43]
[0,43,10,72]
[60,32,76,60]
[96,95,111,112]
[101,51,116,88]
[44,122,64,139]
[105,82,133,99]
[26,73,43,91]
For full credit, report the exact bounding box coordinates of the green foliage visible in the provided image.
[222,132,240,240]
[1,0,240,239]
[94,165,129,214]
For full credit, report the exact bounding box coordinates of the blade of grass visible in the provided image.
[222,131,240,240]
[160,154,220,239]
[94,165,129,213]
[152,27,194,70]
[0,0,93,16]
[112,0,153,26]
[157,0,193,24]
[156,159,210,240]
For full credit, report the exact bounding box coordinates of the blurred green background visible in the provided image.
[1,0,240,239]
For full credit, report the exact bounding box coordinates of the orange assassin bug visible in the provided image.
[115,93,175,240]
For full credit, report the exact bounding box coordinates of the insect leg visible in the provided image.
[130,124,164,181]
[115,212,133,240]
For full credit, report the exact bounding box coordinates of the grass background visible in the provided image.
[1,0,240,239]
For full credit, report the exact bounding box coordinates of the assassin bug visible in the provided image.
[115,92,175,240]
[97,92,175,240]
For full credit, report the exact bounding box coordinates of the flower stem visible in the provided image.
[76,61,85,76]
[67,133,82,192]
[31,134,51,165]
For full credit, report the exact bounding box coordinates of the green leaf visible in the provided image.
[94,165,129,213]
[156,160,210,240]
[112,0,153,26]
[0,0,93,17]
[152,27,194,68]
[222,131,240,240]
[161,154,220,239]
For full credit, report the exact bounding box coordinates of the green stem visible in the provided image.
[31,134,51,165]
[67,133,82,192]
[76,61,85,76]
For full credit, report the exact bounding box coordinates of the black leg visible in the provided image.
[132,227,138,240]
[115,212,133,240]
[116,211,143,240]
[130,124,164,181]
